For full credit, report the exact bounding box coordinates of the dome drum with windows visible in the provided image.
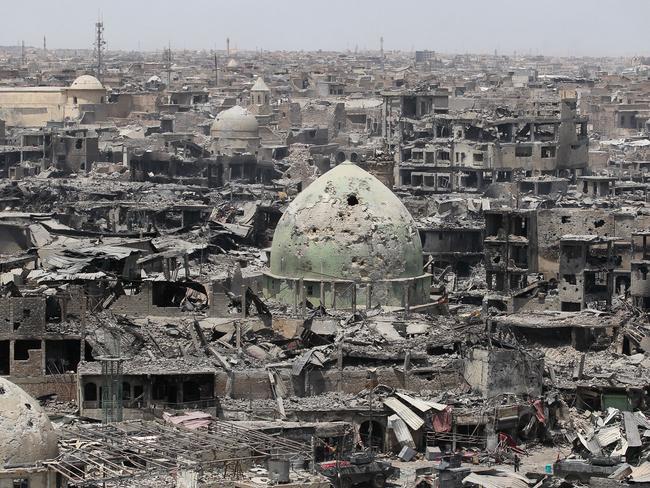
[263,161,431,309]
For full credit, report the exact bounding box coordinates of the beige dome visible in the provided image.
[70,74,104,90]
[0,377,59,467]
[211,105,259,138]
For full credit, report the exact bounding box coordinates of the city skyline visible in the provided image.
[2,0,648,57]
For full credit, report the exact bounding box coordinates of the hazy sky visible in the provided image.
[3,0,648,57]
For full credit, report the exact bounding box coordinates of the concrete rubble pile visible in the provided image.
[4,32,650,488]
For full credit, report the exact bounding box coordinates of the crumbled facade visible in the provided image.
[3,30,650,488]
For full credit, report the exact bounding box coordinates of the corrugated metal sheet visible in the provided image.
[595,426,621,446]
[383,397,425,431]
[577,431,602,455]
[392,393,448,413]
[428,401,448,412]
[636,411,650,429]
[387,414,415,448]
[630,461,650,482]
[395,392,434,413]
[624,411,642,448]
[599,407,619,427]
[462,471,532,488]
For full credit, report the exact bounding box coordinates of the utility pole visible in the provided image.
[94,19,106,82]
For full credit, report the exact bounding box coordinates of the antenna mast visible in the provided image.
[94,19,106,82]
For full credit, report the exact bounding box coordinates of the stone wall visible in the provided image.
[537,209,614,277]
[0,296,46,336]
[215,366,463,400]
[463,347,543,398]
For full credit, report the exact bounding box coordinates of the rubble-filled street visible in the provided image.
[4,2,650,487]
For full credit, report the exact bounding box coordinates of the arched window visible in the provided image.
[359,420,385,451]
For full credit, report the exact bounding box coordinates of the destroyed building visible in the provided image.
[4,20,650,488]
[386,88,589,193]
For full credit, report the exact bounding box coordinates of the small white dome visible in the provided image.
[0,377,59,467]
[70,74,104,90]
[211,105,259,137]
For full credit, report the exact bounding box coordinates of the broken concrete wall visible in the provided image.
[110,283,154,316]
[559,272,586,306]
[556,94,589,170]
[537,209,614,277]
[215,367,463,400]
[0,297,46,335]
[463,347,543,398]
[10,341,44,378]
[276,101,302,131]
[4,337,78,401]
[494,142,558,173]
[631,261,650,309]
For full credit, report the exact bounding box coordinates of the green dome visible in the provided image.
[270,161,424,282]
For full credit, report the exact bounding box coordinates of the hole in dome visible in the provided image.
[25,403,32,410]
[347,194,359,206]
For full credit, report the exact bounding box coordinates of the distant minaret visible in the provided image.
[165,42,172,87]
[43,36,47,54]
[226,37,230,57]
[380,36,384,58]
[213,51,218,87]
[21,40,25,66]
